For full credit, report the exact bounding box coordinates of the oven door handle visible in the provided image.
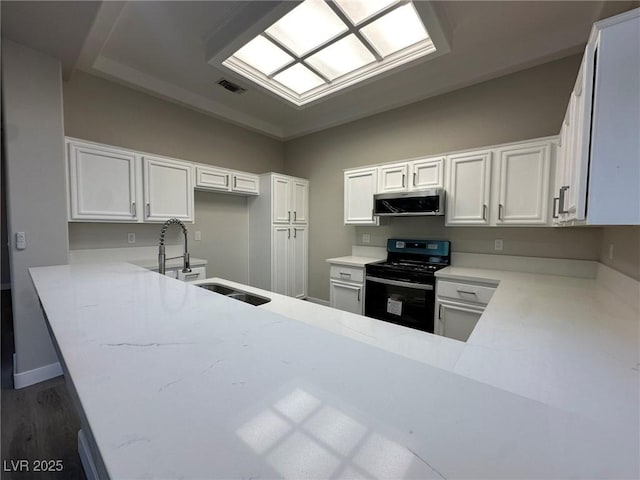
[365,276,433,291]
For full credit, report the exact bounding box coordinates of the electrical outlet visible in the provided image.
[127,233,136,244]
[15,232,26,250]
[195,231,202,241]
[362,234,370,244]
[608,243,614,260]
[494,239,503,251]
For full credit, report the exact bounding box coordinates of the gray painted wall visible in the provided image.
[64,71,285,284]
[600,226,640,280]
[283,54,610,300]
[2,40,69,373]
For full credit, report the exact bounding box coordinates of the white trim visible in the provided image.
[13,354,63,389]
[596,263,640,312]
[305,296,330,307]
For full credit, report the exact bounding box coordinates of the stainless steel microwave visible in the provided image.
[373,188,445,216]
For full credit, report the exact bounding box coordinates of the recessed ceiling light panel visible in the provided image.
[222,0,444,106]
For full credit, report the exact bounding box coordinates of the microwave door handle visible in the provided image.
[365,276,434,291]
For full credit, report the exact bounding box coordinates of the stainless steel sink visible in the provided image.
[197,283,271,306]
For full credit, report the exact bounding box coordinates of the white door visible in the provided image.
[330,280,363,315]
[143,156,194,222]
[377,163,408,193]
[67,141,139,221]
[290,226,307,299]
[344,168,379,225]
[496,142,551,225]
[271,226,290,295]
[291,179,309,224]
[409,157,444,190]
[446,150,492,225]
[195,166,230,192]
[272,175,292,224]
[437,301,483,342]
[232,172,260,195]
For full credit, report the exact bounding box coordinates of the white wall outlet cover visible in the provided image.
[494,239,504,251]
[608,244,614,260]
[195,231,202,241]
[362,234,371,243]
[15,232,26,250]
[127,233,136,244]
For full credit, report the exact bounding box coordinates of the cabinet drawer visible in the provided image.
[437,280,495,305]
[329,265,364,283]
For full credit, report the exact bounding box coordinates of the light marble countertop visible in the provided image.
[29,262,639,479]
[325,256,385,267]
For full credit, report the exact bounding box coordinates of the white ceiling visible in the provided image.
[2,1,637,139]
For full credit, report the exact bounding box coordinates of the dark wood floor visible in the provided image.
[1,290,86,480]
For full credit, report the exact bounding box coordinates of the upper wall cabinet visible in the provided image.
[377,162,408,193]
[446,150,492,226]
[344,167,379,225]
[409,157,445,190]
[142,155,194,222]
[495,141,551,225]
[554,9,640,225]
[195,165,259,195]
[67,140,140,222]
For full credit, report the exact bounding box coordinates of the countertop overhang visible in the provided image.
[29,262,639,479]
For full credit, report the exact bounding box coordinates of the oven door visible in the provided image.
[364,276,435,333]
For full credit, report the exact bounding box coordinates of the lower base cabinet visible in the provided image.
[329,280,363,314]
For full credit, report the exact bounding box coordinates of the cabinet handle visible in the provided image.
[482,204,487,220]
[226,175,230,186]
[357,288,361,302]
[339,272,351,278]
[293,228,297,238]
[552,197,560,219]
[498,204,504,220]
[294,211,297,222]
[558,186,570,214]
[146,203,150,217]
[287,228,290,239]
[413,172,416,187]
[438,304,443,319]
[402,174,405,188]
[288,211,291,222]
[233,176,237,189]
[131,202,136,216]
[456,290,477,296]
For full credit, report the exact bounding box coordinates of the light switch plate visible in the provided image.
[127,233,136,244]
[195,231,202,241]
[15,232,26,250]
[362,234,370,244]
[494,239,503,251]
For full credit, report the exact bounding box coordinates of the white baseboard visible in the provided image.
[305,296,330,307]
[596,263,640,312]
[13,353,63,389]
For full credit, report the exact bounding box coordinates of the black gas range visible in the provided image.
[364,239,450,333]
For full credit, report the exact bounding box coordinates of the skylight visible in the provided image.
[223,0,438,107]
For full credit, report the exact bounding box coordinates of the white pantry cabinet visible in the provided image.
[554,9,640,225]
[142,155,194,222]
[495,141,551,225]
[344,167,379,225]
[67,140,140,221]
[446,150,492,225]
[248,173,309,298]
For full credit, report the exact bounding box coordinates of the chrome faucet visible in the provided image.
[158,218,191,275]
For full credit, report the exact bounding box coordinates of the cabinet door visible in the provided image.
[553,112,570,224]
[195,165,230,192]
[272,175,292,224]
[143,156,194,222]
[271,226,290,295]
[344,168,379,225]
[409,157,444,190]
[496,142,551,225]
[330,280,363,315]
[291,179,309,224]
[232,172,260,195]
[67,141,139,221]
[446,150,492,225]
[437,302,483,342]
[290,226,308,299]
[377,162,408,193]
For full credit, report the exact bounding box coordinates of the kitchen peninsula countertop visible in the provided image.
[29,262,639,479]
[325,255,385,267]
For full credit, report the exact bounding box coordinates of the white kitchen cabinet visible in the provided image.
[495,141,551,225]
[248,173,309,298]
[437,301,484,342]
[554,10,640,225]
[330,280,363,315]
[409,156,445,190]
[142,155,194,222]
[195,165,231,192]
[377,162,408,193]
[446,150,492,225]
[67,140,140,222]
[231,172,259,195]
[344,167,379,225]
